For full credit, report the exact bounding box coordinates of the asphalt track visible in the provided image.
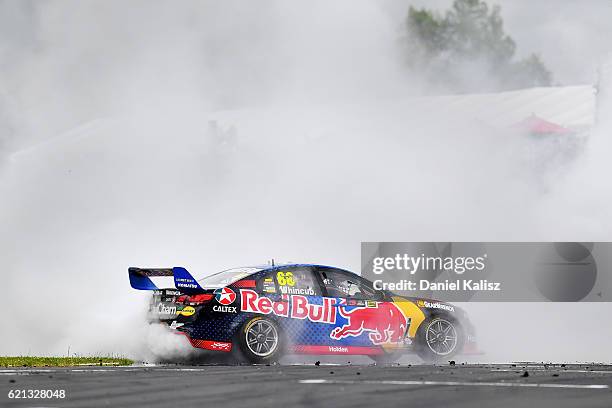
[2,362,612,407]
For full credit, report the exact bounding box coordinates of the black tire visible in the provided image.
[415,315,464,363]
[238,316,284,363]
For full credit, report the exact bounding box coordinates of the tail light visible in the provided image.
[177,293,213,305]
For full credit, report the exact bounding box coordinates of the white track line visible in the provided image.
[491,369,612,374]
[299,379,609,389]
[0,368,210,375]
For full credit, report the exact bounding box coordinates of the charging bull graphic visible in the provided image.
[330,302,407,345]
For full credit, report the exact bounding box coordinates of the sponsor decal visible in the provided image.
[330,302,407,345]
[177,306,195,316]
[279,286,315,295]
[175,277,199,289]
[157,303,177,315]
[365,300,377,308]
[154,289,180,296]
[209,342,232,351]
[240,289,337,324]
[263,277,276,293]
[290,345,385,356]
[188,338,233,352]
[416,300,455,312]
[213,305,237,313]
[214,287,237,305]
[199,341,231,351]
[169,321,184,329]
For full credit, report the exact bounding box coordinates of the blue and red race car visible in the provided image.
[129,264,477,363]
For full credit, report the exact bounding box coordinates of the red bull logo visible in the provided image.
[330,302,407,345]
[240,289,337,324]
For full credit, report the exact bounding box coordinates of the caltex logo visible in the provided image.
[214,287,236,305]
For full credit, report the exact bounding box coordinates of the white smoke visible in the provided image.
[463,54,612,364]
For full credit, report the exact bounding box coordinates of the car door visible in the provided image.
[316,267,407,349]
[257,266,331,350]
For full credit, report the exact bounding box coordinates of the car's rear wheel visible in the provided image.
[238,316,283,363]
[415,316,463,362]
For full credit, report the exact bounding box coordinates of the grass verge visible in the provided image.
[0,356,134,367]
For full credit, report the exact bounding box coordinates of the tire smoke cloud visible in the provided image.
[0,1,611,362]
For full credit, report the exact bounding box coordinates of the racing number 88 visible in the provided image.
[276,272,295,286]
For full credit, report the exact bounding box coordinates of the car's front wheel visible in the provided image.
[415,316,463,362]
[238,316,283,363]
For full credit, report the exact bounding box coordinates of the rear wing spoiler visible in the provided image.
[128,267,204,293]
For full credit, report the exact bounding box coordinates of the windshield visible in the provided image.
[197,267,263,288]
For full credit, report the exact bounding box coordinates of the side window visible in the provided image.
[274,267,321,296]
[317,268,382,301]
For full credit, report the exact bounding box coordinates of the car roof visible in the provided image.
[196,263,359,282]
[259,263,357,275]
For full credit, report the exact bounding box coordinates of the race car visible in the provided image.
[128,264,477,363]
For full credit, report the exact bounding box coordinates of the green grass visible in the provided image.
[0,356,134,367]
